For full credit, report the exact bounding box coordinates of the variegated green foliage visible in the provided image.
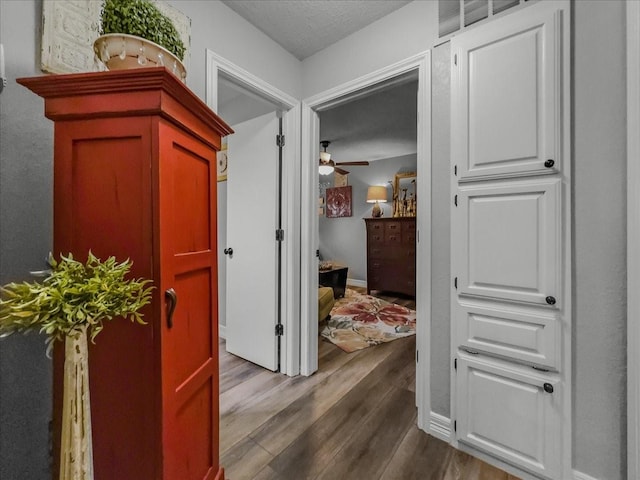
[0,252,154,353]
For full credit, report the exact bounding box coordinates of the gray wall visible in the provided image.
[0,1,54,479]
[430,42,451,417]
[573,1,627,478]
[0,1,300,477]
[318,155,417,281]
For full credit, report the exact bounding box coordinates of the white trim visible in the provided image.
[300,104,320,376]
[572,471,599,480]
[428,411,452,443]
[206,49,301,376]
[301,51,432,433]
[628,2,640,480]
[346,278,367,288]
[218,324,226,340]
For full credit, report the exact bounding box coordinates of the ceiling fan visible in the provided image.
[319,140,369,175]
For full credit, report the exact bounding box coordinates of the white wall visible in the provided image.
[301,0,438,98]
[167,0,301,100]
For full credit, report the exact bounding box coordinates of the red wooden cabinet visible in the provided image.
[18,68,232,480]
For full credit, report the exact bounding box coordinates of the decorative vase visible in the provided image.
[93,33,186,82]
[59,325,94,480]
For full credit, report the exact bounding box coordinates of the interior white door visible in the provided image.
[225,111,280,371]
[451,2,570,478]
[452,6,561,181]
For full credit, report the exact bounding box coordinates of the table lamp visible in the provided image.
[366,185,388,217]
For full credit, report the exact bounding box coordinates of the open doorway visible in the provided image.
[315,76,419,372]
[206,49,301,376]
[300,51,431,431]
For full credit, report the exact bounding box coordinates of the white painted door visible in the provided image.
[451,2,570,478]
[452,6,561,181]
[456,353,562,479]
[225,111,280,371]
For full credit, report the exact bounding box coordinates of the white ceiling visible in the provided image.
[220,0,412,60]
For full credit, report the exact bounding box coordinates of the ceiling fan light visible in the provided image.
[319,163,334,175]
[319,151,331,162]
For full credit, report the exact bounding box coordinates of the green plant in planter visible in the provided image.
[0,252,154,352]
[101,0,186,61]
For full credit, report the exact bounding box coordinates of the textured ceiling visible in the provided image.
[319,79,418,165]
[220,0,412,60]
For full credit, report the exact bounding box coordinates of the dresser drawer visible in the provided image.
[385,221,403,243]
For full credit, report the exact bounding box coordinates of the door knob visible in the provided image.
[544,159,555,168]
[545,296,556,305]
[224,248,233,256]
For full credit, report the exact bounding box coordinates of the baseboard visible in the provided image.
[573,470,599,480]
[219,324,226,339]
[347,278,367,288]
[429,411,452,442]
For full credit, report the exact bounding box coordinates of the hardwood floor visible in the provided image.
[219,290,519,480]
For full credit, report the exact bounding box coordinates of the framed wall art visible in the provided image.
[325,186,352,218]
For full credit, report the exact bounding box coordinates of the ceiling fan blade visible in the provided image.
[334,166,350,175]
[335,161,370,166]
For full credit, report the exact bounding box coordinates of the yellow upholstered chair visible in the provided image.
[318,287,335,322]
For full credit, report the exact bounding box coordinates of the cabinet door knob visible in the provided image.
[165,288,177,329]
[545,296,556,305]
[544,159,555,168]
[543,383,554,394]
[224,247,233,256]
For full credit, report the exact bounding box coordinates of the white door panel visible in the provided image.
[457,353,561,479]
[452,7,560,180]
[226,112,279,371]
[457,300,560,370]
[451,2,571,477]
[456,178,561,306]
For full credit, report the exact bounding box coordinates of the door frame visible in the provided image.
[206,50,302,376]
[628,1,640,478]
[300,51,432,431]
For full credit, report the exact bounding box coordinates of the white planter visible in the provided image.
[93,33,186,82]
[59,326,94,480]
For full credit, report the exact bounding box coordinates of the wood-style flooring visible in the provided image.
[219,288,519,480]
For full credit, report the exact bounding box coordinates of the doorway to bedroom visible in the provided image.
[315,75,419,371]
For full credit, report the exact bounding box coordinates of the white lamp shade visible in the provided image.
[366,185,388,203]
[319,162,334,175]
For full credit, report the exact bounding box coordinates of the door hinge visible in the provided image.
[276,229,284,241]
[454,54,457,66]
[276,134,285,147]
[454,277,458,289]
[454,194,458,207]
[454,358,457,370]
[416,350,419,363]
[454,420,457,432]
[454,165,457,176]
[275,324,284,336]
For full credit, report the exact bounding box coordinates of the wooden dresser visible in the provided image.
[364,217,416,297]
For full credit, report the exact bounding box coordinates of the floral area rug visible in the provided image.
[320,288,416,353]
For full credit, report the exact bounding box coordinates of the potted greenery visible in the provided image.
[93,0,187,81]
[0,252,153,480]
